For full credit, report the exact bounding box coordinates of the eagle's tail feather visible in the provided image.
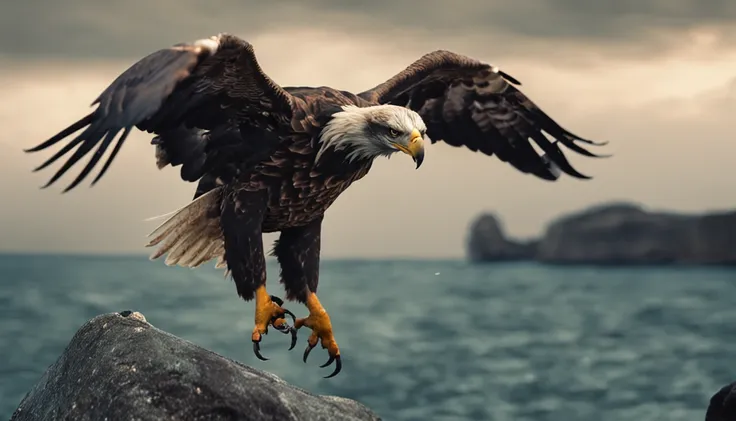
[143,209,180,222]
[145,187,225,268]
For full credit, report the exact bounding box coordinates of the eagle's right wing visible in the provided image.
[359,50,608,181]
[25,33,298,192]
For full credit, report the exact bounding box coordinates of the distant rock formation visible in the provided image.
[466,213,537,262]
[536,203,736,265]
[467,202,736,265]
[11,311,381,421]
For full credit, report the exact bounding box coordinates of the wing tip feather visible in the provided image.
[498,70,522,86]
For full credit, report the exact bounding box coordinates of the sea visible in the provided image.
[1,254,735,421]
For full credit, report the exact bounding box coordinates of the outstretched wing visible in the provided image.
[25,33,297,192]
[358,50,608,180]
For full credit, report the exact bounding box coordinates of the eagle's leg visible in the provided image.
[252,285,297,360]
[293,292,341,378]
[272,216,342,378]
[221,189,296,361]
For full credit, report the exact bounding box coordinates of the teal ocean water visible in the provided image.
[1,255,735,420]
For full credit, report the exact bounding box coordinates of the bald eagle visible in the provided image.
[25,34,607,378]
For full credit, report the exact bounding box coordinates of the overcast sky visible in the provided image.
[1,1,734,258]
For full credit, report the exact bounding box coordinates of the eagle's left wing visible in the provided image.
[24,34,298,192]
[358,50,608,180]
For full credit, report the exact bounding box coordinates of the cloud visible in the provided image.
[2,0,736,61]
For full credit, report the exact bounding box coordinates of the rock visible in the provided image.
[535,203,736,265]
[466,213,537,262]
[705,381,736,421]
[467,202,736,265]
[11,311,382,421]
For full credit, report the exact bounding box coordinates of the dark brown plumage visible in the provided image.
[25,33,607,377]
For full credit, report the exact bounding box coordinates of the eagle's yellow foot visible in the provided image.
[251,286,297,361]
[294,292,342,378]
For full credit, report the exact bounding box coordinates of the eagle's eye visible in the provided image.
[389,129,400,137]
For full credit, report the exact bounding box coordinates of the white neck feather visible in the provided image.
[315,105,393,164]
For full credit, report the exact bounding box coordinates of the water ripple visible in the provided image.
[0,256,734,420]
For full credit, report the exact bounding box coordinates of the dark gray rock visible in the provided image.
[535,202,736,265]
[705,381,736,421]
[11,311,382,421]
[466,213,537,262]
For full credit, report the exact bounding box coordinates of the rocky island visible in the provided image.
[10,311,381,421]
[467,202,736,265]
[466,212,537,262]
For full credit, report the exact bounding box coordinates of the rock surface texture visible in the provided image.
[11,311,382,421]
[467,203,736,265]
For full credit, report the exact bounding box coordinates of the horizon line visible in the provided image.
[0,251,467,261]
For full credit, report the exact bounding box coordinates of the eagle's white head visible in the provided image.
[316,104,427,168]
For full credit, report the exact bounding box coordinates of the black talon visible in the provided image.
[320,355,334,368]
[283,308,296,325]
[269,295,295,325]
[270,295,284,306]
[324,355,342,379]
[253,341,268,361]
[288,328,298,351]
[271,322,298,350]
[303,343,315,363]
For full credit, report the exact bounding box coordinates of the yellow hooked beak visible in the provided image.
[392,128,425,169]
